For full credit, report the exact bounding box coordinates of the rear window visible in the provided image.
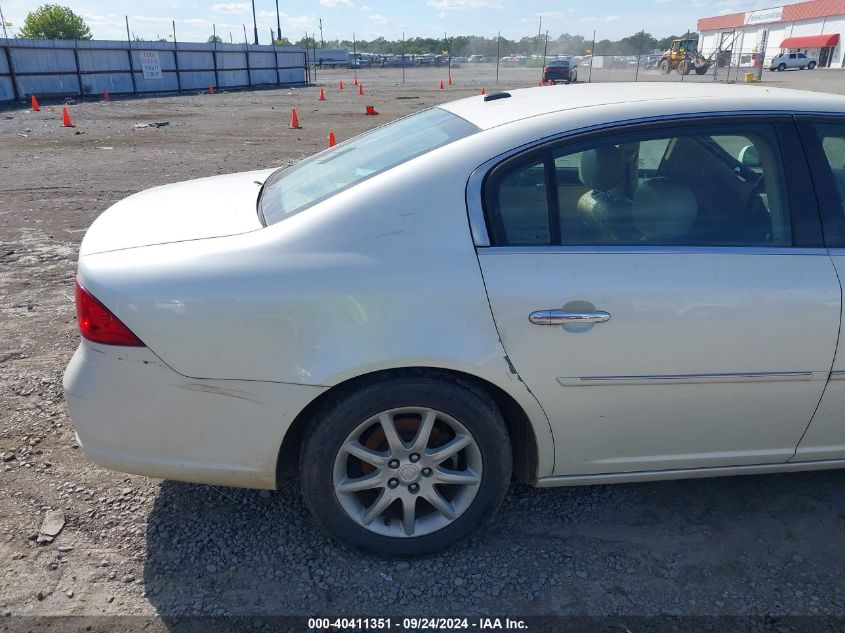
[259,107,478,226]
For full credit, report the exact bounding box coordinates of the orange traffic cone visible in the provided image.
[448,76,453,86]
[358,83,364,95]
[339,80,344,90]
[31,95,40,111]
[209,85,214,94]
[480,87,486,95]
[353,77,358,85]
[439,79,444,90]
[289,108,301,129]
[328,131,336,148]
[62,106,73,127]
[318,87,326,101]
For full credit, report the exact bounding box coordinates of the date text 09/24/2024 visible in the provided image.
[307,618,528,630]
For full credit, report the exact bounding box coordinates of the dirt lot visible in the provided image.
[2,65,845,629]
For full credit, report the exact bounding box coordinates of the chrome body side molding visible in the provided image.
[556,371,823,387]
[536,458,845,487]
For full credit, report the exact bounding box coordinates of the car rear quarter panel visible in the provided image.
[76,128,558,475]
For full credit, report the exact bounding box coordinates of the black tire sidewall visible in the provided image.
[299,377,512,556]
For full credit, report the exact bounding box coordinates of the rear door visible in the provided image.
[794,117,845,462]
[472,116,840,476]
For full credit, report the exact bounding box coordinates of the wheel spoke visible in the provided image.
[424,487,456,519]
[411,410,437,452]
[378,413,406,454]
[361,490,394,526]
[343,441,387,467]
[336,472,383,494]
[401,496,417,536]
[434,467,480,486]
[428,434,472,464]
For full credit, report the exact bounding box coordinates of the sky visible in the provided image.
[0,0,750,44]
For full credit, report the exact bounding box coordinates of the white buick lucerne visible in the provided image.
[64,83,845,555]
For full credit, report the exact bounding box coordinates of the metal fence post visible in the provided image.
[125,15,137,95]
[172,22,182,92]
[245,43,252,87]
[72,39,84,96]
[212,24,220,89]
[588,30,595,83]
[3,43,19,100]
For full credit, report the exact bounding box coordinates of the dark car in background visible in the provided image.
[543,58,578,84]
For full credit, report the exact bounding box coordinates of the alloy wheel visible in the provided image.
[332,407,483,538]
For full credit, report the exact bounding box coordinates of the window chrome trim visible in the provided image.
[830,371,845,381]
[465,109,844,249]
[478,246,828,256]
[556,371,823,387]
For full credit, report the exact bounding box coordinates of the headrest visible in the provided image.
[738,145,760,167]
[633,177,697,241]
[578,146,625,191]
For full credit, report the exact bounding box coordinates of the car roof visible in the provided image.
[439,82,845,131]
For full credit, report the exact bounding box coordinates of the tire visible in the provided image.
[808,61,817,69]
[695,66,708,75]
[299,375,512,556]
[659,59,671,75]
[678,60,692,75]
[778,63,786,71]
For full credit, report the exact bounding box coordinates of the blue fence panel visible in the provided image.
[0,38,307,101]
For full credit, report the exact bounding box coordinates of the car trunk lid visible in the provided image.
[79,169,274,256]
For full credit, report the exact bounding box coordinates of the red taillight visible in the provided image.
[75,281,144,346]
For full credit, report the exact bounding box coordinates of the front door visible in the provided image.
[475,117,840,475]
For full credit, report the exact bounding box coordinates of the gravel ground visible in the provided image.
[1,66,845,628]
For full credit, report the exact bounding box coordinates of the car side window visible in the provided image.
[493,157,552,246]
[486,124,792,247]
[812,124,845,220]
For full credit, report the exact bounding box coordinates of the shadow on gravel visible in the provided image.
[144,469,845,625]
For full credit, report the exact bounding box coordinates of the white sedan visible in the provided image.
[64,83,845,556]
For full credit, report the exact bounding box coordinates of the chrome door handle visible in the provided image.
[529,309,611,326]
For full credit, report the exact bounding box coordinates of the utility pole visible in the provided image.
[402,31,405,84]
[251,0,258,45]
[444,31,450,83]
[541,30,548,83]
[319,18,324,47]
[243,24,248,44]
[635,29,644,81]
[275,0,282,41]
[538,16,542,54]
[496,30,500,84]
[588,29,595,82]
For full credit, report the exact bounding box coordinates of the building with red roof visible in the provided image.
[698,0,844,68]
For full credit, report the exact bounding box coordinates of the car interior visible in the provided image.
[490,132,791,247]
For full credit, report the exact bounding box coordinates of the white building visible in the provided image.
[698,0,844,68]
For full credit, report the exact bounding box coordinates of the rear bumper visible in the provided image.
[63,343,326,489]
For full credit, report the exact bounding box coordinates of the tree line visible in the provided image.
[297,32,699,57]
[12,4,698,58]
